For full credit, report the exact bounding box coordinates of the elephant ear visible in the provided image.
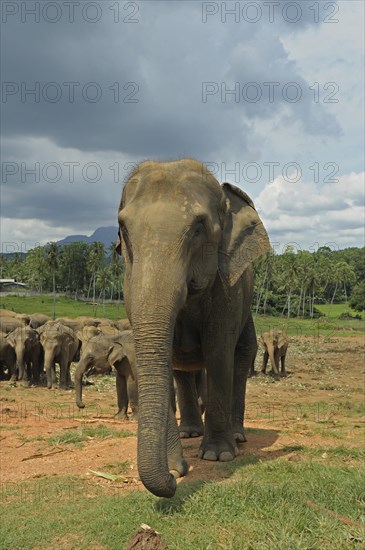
[115,228,122,256]
[219,183,271,286]
[107,343,125,367]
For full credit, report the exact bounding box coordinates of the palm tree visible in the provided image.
[87,242,105,314]
[47,242,59,319]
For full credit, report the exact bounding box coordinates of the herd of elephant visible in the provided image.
[0,308,288,414]
[2,159,294,498]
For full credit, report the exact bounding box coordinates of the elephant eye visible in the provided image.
[192,221,205,239]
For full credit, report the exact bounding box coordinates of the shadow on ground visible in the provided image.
[156,426,282,513]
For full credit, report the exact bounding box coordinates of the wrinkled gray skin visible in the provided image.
[260,329,288,378]
[117,159,270,497]
[38,322,79,389]
[6,326,43,386]
[74,330,137,420]
[0,331,16,380]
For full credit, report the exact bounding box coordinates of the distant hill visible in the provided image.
[57,226,118,248]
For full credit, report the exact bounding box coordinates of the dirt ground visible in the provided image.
[1,335,364,493]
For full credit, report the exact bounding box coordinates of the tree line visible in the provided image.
[0,241,123,303]
[0,242,364,316]
[253,245,364,317]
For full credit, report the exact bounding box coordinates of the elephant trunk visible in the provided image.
[74,357,92,409]
[15,347,25,380]
[133,316,176,498]
[131,261,186,498]
[268,347,279,376]
[43,348,56,389]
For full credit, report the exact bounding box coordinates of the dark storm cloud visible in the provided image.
[2,1,340,157]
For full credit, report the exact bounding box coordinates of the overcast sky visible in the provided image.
[1,0,364,253]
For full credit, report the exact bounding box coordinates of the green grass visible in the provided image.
[46,425,135,447]
[1,462,364,549]
[0,294,126,320]
[316,303,365,320]
[253,313,364,338]
[1,295,363,336]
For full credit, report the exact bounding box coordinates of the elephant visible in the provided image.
[116,158,270,497]
[0,331,16,380]
[76,323,121,353]
[29,313,50,329]
[37,321,79,389]
[0,316,26,334]
[0,309,17,317]
[55,317,84,333]
[6,326,43,386]
[74,330,137,420]
[115,318,132,331]
[260,329,288,378]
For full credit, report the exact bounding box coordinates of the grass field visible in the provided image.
[0,294,126,320]
[1,461,363,549]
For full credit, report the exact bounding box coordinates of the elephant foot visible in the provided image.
[22,380,31,388]
[77,401,85,409]
[280,372,287,378]
[129,412,138,421]
[114,410,128,420]
[179,421,204,438]
[198,434,238,462]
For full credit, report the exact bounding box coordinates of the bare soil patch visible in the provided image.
[1,335,364,493]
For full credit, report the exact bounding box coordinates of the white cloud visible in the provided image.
[255,171,364,249]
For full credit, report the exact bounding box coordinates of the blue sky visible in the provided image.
[1,0,364,253]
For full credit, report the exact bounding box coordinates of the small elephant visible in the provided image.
[38,321,79,389]
[260,329,288,378]
[6,326,43,386]
[74,330,137,420]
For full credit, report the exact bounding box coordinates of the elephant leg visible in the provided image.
[196,369,207,415]
[261,350,269,374]
[51,365,57,385]
[31,349,40,385]
[232,316,257,443]
[59,359,68,390]
[174,370,204,438]
[167,402,189,479]
[127,375,138,421]
[280,352,287,377]
[199,342,237,462]
[115,369,128,419]
[66,362,73,388]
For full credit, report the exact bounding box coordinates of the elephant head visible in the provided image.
[117,159,270,497]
